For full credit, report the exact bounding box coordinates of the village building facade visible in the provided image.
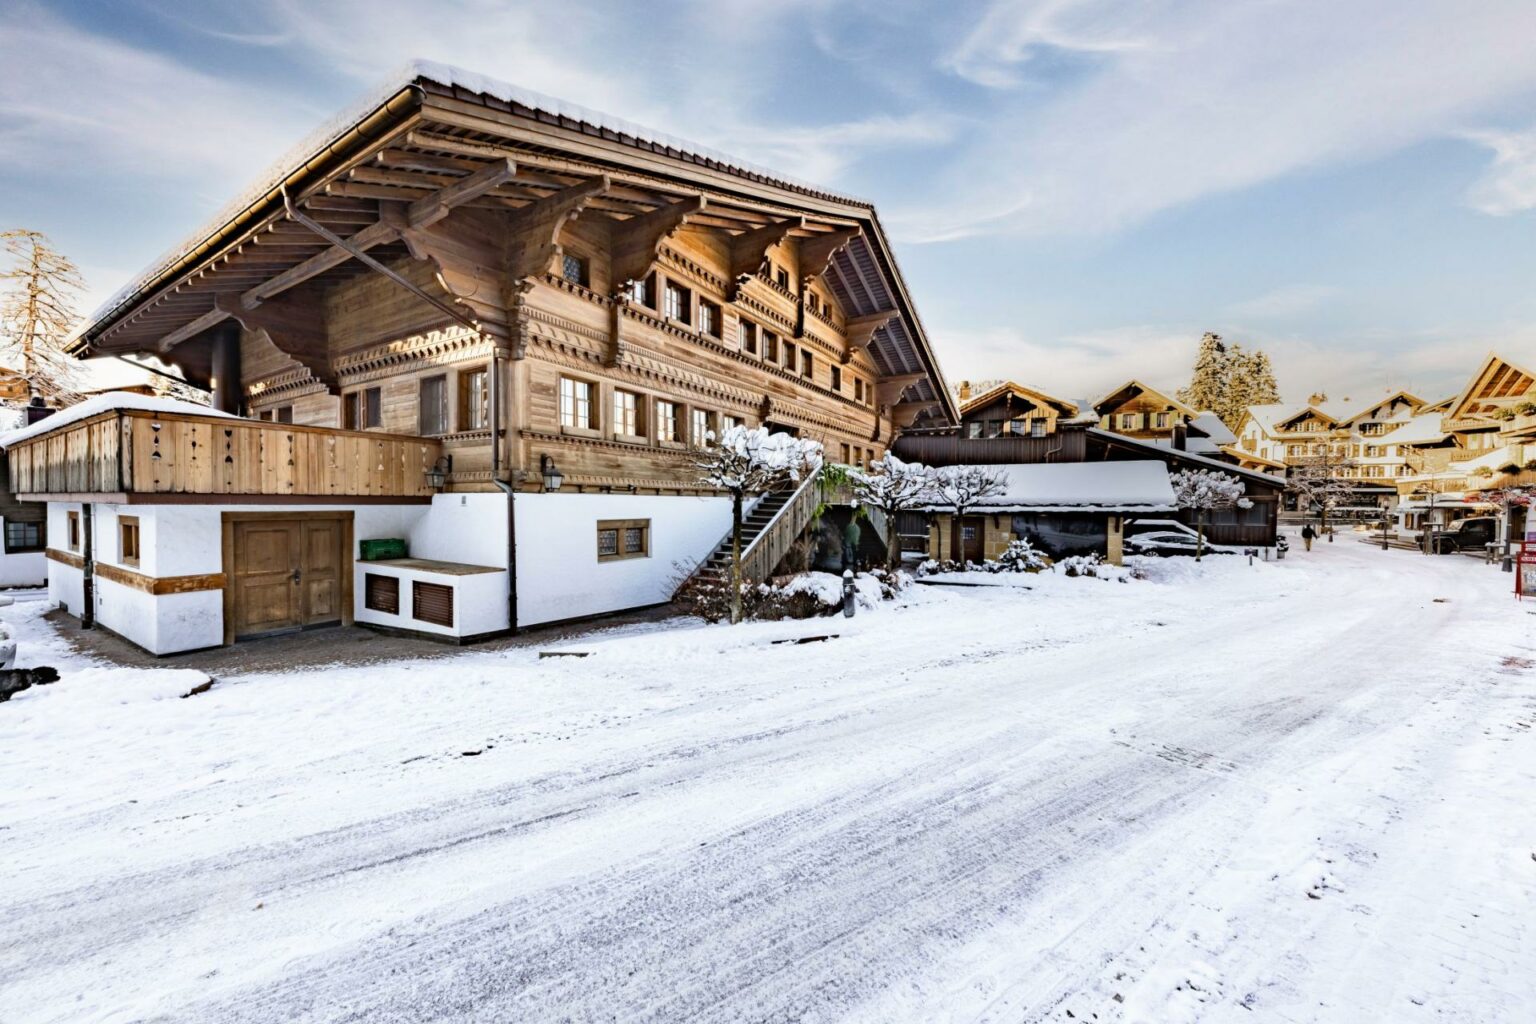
[6,63,953,654]
[954,380,1086,439]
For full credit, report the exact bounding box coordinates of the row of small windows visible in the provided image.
[610,265,869,407]
[559,376,743,445]
[966,418,1048,439]
[1104,412,1173,430]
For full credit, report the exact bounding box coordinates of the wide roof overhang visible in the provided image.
[74,62,956,424]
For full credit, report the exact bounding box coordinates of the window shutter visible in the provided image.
[365,573,400,614]
[413,580,454,627]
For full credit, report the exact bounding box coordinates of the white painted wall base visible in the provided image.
[514,492,732,627]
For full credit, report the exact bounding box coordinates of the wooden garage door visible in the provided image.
[229,516,347,640]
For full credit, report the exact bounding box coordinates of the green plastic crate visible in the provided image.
[360,538,408,561]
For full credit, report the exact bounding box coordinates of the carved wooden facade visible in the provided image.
[71,65,955,496]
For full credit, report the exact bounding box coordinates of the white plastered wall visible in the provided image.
[0,515,47,587]
[513,492,731,627]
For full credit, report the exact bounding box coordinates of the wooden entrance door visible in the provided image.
[960,516,985,563]
[228,515,349,640]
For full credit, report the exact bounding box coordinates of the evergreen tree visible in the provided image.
[1245,349,1280,406]
[1,230,84,403]
[1176,332,1227,414]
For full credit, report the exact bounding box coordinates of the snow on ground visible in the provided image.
[1,535,1532,1023]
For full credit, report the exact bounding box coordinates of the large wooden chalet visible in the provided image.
[11,63,953,653]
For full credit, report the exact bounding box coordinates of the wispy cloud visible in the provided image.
[1225,285,1340,320]
[895,0,1536,241]
[1462,126,1536,215]
[0,4,309,185]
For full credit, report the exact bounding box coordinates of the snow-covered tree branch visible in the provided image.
[850,452,933,570]
[1170,468,1252,560]
[924,464,1008,561]
[1,230,85,404]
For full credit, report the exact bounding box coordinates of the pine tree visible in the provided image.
[1176,332,1227,414]
[1245,349,1280,406]
[1,230,84,403]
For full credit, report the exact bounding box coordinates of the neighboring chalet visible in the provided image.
[1093,380,1196,442]
[1233,390,1427,513]
[11,63,953,654]
[1392,353,1536,531]
[895,423,1283,561]
[955,380,1086,439]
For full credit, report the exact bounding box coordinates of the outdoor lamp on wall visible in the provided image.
[540,454,564,493]
[425,455,452,491]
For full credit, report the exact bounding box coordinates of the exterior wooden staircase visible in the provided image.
[681,467,892,592]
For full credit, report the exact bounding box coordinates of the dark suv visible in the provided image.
[1431,517,1496,554]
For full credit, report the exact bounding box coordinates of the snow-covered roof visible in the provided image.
[1189,411,1237,446]
[1088,428,1286,486]
[1380,411,1449,446]
[0,393,233,448]
[1457,443,1527,475]
[83,60,858,333]
[959,461,1177,513]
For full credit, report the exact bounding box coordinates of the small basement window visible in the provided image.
[365,573,400,615]
[119,516,140,567]
[4,520,42,553]
[597,519,649,562]
[413,580,454,627]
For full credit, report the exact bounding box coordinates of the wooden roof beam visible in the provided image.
[155,309,230,353]
[844,309,896,362]
[610,195,707,291]
[727,217,803,297]
[214,291,336,392]
[876,373,926,408]
[505,175,610,282]
[798,227,861,284]
[406,157,517,228]
[891,399,940,430]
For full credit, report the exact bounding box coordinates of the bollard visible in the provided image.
[842,570,856,618]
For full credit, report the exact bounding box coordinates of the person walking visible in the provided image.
[842,515,862,572]
[1300,522,1317,552]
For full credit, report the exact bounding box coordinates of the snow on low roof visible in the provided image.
[0,393,233,448]
[959,461,1177,512]
[1189,411,1237,445]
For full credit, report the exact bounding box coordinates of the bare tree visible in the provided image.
[1170,468,1253,560]
[925,464,1008,562]
[1287,441,1357,535]
[850,452,934,571]
[1,230,85,403]
[697,425,823,623]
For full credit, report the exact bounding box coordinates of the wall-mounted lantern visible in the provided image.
[540,454,564,493]
[425,455,453,491]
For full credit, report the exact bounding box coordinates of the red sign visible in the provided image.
[1519,541,1536,599]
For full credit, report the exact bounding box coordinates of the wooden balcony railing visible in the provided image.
[5,409,443,499]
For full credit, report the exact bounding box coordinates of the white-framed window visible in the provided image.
[691,408,712,447]
[613,389,643,437]
[560,376,596,430]
[656,399,680,443]
[1031,419,1047,438]
[699,299,721,338]
[664,280,690,324]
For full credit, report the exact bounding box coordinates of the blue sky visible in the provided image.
[4,0,1536,404]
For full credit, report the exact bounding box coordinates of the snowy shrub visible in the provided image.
[674,574,759,623]
[988,539,1050,573]
[1055,553,1140,583]
[916,558,978,577]
[867,567,913,600]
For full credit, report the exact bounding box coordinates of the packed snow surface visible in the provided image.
[1,537,1532,1022]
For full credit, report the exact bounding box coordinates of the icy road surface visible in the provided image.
[1,538,1532,1023]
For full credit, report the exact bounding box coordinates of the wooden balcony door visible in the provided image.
[224,513,353,642]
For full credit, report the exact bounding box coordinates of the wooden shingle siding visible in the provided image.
[8,410,441,499]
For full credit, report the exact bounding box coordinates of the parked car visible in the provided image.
[1125,530,1236,557]
[1429,517,1496,555]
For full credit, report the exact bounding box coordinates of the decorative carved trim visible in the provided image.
[658,245,731,295]
[334,325,490,381]
[732,290,796,334]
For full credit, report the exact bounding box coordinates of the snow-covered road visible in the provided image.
[2,539,1532,1023]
